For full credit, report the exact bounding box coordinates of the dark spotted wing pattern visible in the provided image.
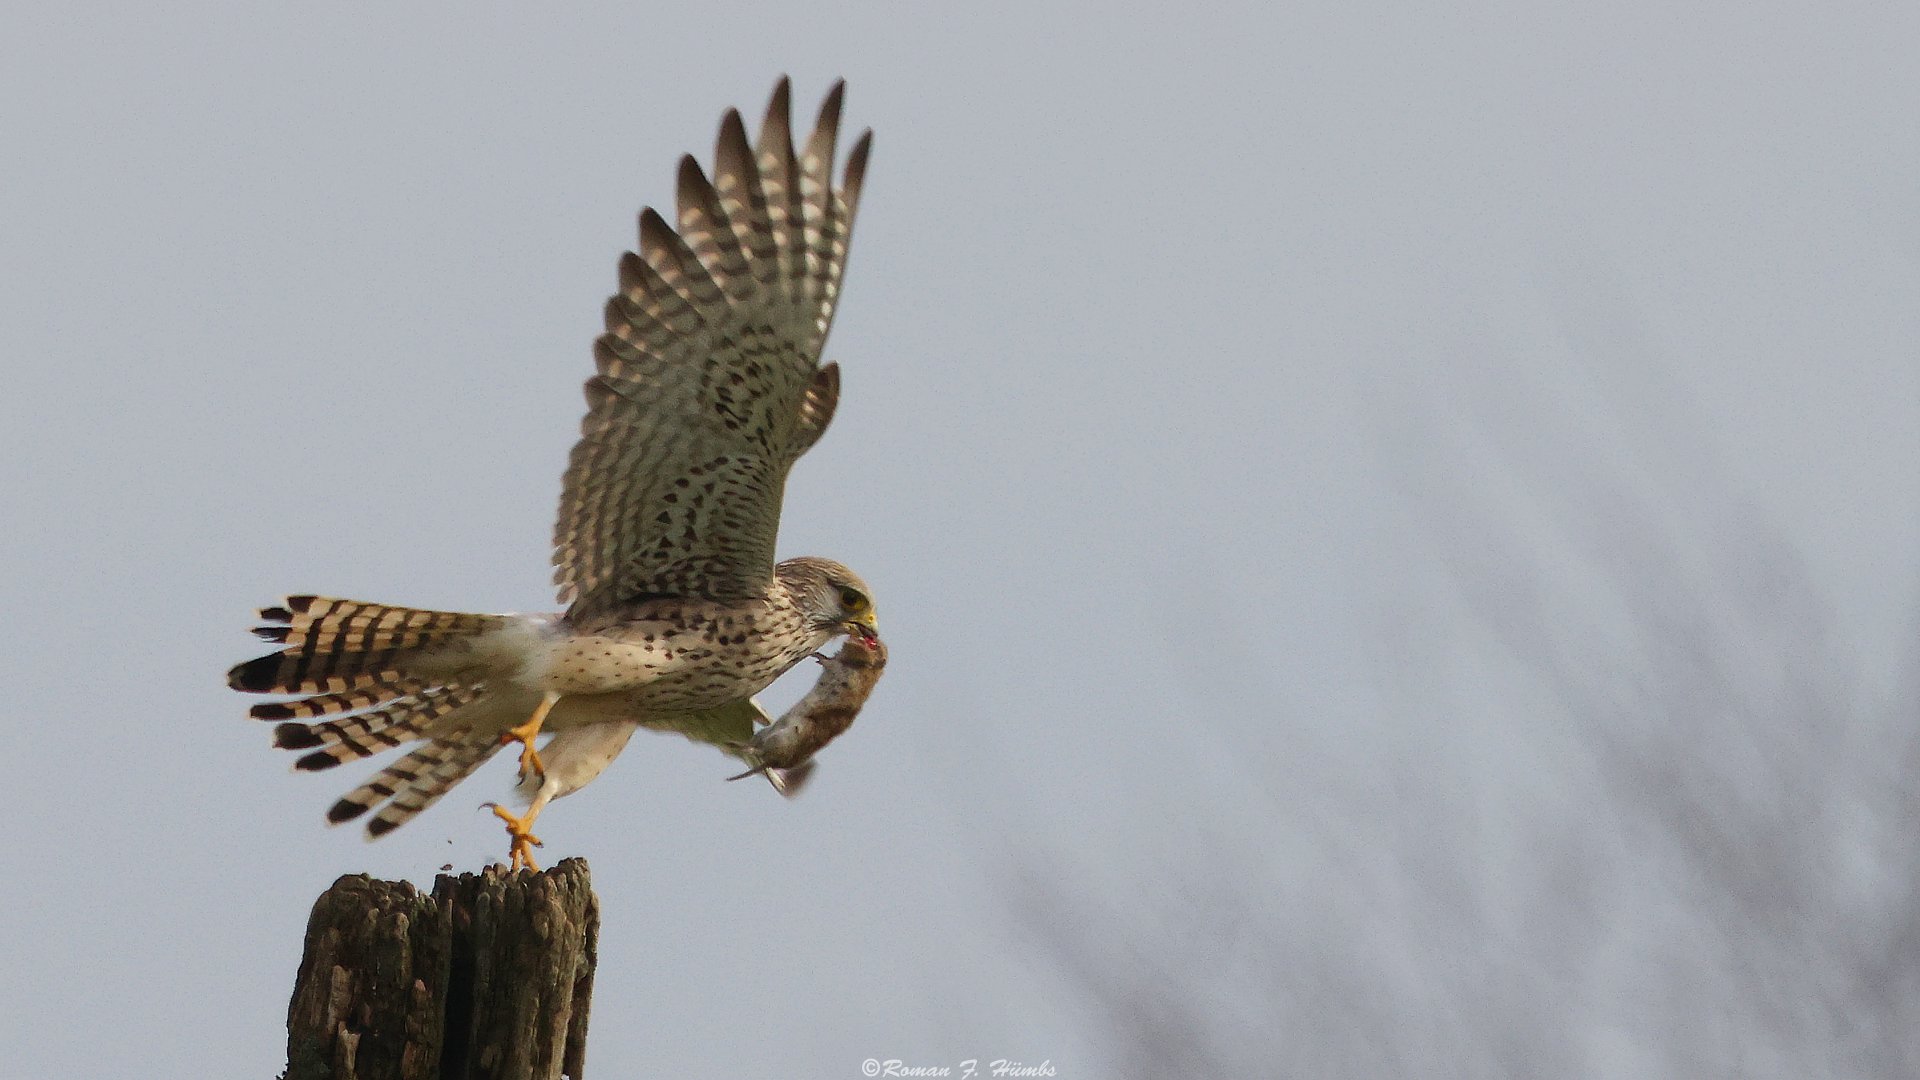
[554,79,872,620]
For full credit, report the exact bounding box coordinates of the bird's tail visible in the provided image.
[327,727,508,837]
[228,596,516,695]
[231,596,539,837]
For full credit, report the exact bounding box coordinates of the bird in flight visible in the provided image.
[230,79,879,870]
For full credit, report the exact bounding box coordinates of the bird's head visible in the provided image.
[777,556,879,646]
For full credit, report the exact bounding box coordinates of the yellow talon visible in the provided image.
[489,803,544,872]
[501,691,561,781]
[502,728,544,779]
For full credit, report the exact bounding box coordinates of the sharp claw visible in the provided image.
[488,803,544,872]
[502,692,559,783]
[513,742,545,782]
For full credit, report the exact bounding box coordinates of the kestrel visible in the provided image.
[229,79,880,869]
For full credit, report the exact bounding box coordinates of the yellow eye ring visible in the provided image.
[838,587,868,611]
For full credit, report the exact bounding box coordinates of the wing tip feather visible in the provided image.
[676,153,711,197]
[814,81,846,143]
[765,75,793,129]
[844,129,874,207]
[638,206,676,255]
[717,109,750,162]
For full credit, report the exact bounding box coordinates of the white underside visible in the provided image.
[512,720,642,811]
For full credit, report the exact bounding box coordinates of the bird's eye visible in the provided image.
[838,587,868,611]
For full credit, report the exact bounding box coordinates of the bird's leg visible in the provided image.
[488,803,544,872]
[502,691,561,781]
[485,776,558,872]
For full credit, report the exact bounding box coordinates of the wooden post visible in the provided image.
[285,859,598,1080]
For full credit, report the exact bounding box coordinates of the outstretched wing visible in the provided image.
[553,78,872,621]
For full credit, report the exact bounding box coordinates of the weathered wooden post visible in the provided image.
[285,859,598,1080]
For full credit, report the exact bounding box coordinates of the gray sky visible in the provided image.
[3,4,1918,1078]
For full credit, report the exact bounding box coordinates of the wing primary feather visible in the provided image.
[606,269,673,343]
[842,129,874,228]
[812,80,846,152]
[756,76,805,304]
[714,109,778,290]
[639,207,725,309]
[611,250,704,334]
[809,126,872,344]
[800,81,845,314]
[676,155,753,299]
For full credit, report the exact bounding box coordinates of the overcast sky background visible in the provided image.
[3,4,1917,1078]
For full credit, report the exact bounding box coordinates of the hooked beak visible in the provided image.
[841,610,880,647]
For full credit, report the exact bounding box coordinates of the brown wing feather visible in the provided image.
[554,79,872,619]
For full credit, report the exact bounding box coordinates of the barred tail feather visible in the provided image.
[250,679,431,722]
[279,684,491,768]
[327,729,504,838]
[227,596,513,695]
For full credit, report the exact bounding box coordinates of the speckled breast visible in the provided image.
[540,594,828,712]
